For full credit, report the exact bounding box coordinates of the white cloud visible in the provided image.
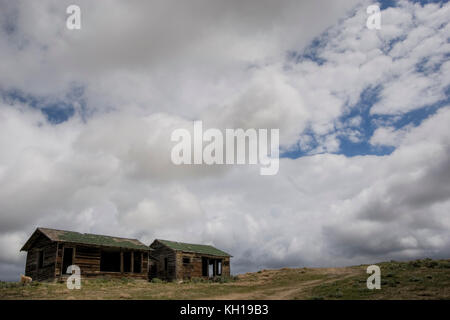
[370,126,407,147]
[0,0,449,281]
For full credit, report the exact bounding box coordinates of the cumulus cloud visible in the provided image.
[0,0,449,281]
[370,126,407,147]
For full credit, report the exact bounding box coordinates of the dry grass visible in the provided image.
[1,258,449,300]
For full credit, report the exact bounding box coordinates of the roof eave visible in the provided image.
[22,228,151,251]
[178,249,232,257]
[20,228,53,252]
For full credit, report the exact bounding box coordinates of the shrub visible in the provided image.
[438,261,450,269]
[120,277,135,284]
[94,276,112,284]
[190,277,208,283]
[408,260,422,268]
[214,276,237,283]
[425,260,438,268]
[336,292,344,298]
[151,278,163,283]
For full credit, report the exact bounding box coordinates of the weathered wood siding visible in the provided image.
[75,245,101,275]
[175,252,230,280]
[222,257,231,276]
[54,243,148,281]
[149,240,231,281]
[149,240,177,280]
[24,234,57,282]
[176,252,197,279]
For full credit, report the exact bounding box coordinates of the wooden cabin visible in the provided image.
[20,228,149,282]
[149,239,231,281]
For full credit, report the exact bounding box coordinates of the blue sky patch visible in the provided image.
[281,75,450,159]
[280,0,450,159]
[1,85,86,124]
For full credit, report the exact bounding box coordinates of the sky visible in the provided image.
[0,0,449,280]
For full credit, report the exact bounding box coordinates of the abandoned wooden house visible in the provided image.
[20,227,149,281]
[149,239,231,281]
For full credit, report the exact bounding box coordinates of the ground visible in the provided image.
[1,258,449,300]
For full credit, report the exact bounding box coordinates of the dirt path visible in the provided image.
[209,267,361,300]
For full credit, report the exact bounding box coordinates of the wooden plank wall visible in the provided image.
[149,241,177,280]
[149,240,231,281]
[24,234,57,282]
[176,252,197,279]
[175,252,231,280]
[54,243,148,280]
[75,245,101,274]
[222,257,231,276]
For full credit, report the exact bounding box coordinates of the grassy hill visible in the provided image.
[1,258,449,300]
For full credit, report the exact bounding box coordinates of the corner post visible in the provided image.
[120,251,124,273]
[131,251,134,273]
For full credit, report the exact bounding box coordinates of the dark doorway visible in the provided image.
[133,252,142,273]
[62,247,73,274]
[38,251,44,269]
[100,250,121,272]
[123,252,131,272]
[149,264,157,279]
[202,257,208,276]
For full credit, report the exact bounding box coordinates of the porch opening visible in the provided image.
[202,257,208,276]
[62,247,73,274]
[133,252,142,273]
[123,251,131,272]
[217,260,222,275]
[209,260,214,276]
[100,249,121,272]
[201,257,223,277]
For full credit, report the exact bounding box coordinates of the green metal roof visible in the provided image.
[22,228,149,251]
[157,239,231,257]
